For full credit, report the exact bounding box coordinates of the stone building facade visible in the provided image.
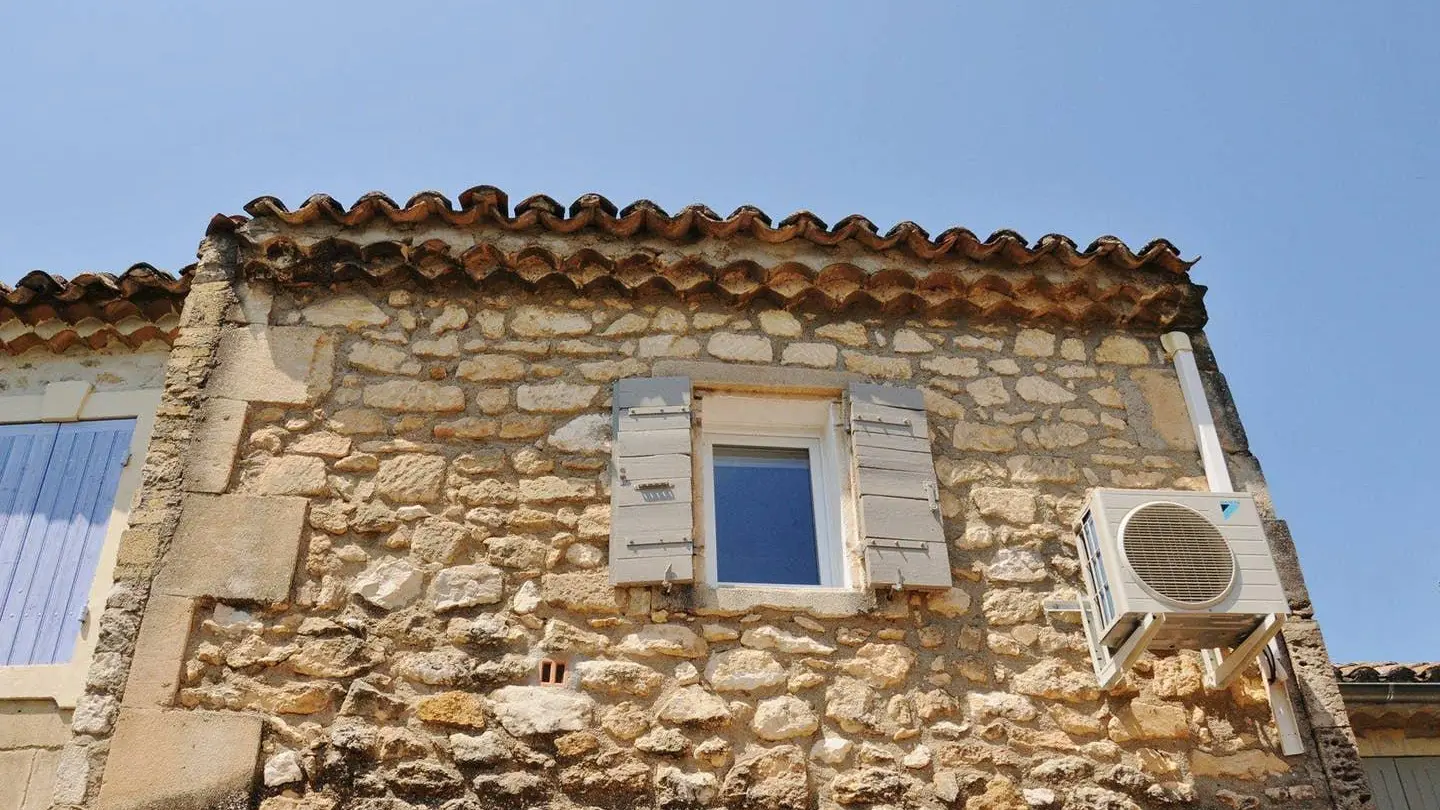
[1,189,1373,809]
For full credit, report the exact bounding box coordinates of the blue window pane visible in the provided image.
[713,445,820,586]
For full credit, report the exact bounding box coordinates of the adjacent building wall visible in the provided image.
[0,343,170,810]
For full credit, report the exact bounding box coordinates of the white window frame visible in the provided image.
[0,381,160,708]
[697,394,853,590]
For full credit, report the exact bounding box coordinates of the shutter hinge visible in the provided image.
[925,482,938,512]
[78,605,90,626]
[868,540,931,552]
[627,536,693,550]
[121,451,133,468]
[625,405,691,416]
[852,413,913,428]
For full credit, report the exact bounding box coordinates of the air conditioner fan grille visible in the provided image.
[1121,502,1235,605]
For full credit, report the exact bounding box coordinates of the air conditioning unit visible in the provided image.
[1072,489,1289,688]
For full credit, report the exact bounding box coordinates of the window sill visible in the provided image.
[685,583,877,618]
[0,663,85,708]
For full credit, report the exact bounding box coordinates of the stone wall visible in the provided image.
[137,276,1352,810]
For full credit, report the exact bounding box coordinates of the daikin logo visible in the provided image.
[1220,500,1240,520]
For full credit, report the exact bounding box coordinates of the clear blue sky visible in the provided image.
[2,4,1435,663]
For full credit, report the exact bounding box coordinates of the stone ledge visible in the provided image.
[653,360,862,395]
[683,585,877,618]
[97,708,261,810]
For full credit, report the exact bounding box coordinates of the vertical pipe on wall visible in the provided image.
[1160,332,1233,492]
[1161,330,1306,756]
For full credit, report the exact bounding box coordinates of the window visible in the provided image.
[699,395,848,588]
[0,419,135,666]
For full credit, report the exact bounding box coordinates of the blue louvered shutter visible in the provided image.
[0,419,134,666]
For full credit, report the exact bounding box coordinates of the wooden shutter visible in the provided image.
[0,419,134,665]
[848,383,951,591]
[609,377,695,586]
[1364,757,1440,810]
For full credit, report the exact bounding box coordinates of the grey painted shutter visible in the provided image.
[0,419,134,665]
[848,382,951,591]
[1363,757,1440,810]
[609,377,695,586]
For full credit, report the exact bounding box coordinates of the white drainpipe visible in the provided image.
[1161,331,1306,756]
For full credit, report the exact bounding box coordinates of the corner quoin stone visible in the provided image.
[154,493,308,603]
[97,708,262,810]
[182,397,248,494]
[206,325,334,405]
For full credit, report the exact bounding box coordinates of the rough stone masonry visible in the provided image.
[47,192,1372,810]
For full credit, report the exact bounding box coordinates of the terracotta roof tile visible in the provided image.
[0,264,190,355]
[236,235,1205,329]
[1336,663,1440,683]
[214,186,1197,275]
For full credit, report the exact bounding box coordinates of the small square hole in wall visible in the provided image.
[538,658,568,685]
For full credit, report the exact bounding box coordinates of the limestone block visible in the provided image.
[965,377,1009,406]
[429,564,503,611]
[97,708,262,810]
[1014,328,1057,357]
[1189,750,1290,779]
[781,342,839,368]
[658,686,732,727]
[457,355,526,382]
[352,558,424,610]
[1016,376,1076,404]
[970,487,1037,524]
[740,626,835,656]
[842,351,911,379]
[952,422,1017,453]
[615,625,709,658]
[1095,335,1151,365]
[263,751,303,787]
[0,750,35,810]
[575,660,665,697]
[967,692,1038,722]
[302,294,390,329]
[208,326,334,405]
[375,454,447,503]
[489,686,594,736]
[540,570,619,613]
[638,334,701,359]
[892,329,935,353]
[922,356,980,377]
[706,649,787,692]
[156,494,307,603]
[256,455,329,496]
[752,696,819,741]
[816,322,868,347]
[758,310,802,337]
[708,333,774,363]
[348,341,408,374]
[719,744,808,810]
[1129,368,1197,450]
[511,306,592,337]
[121,593,195,707]
[516,382,600,413]
[839,644,915,688]
[363,380,465,412]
